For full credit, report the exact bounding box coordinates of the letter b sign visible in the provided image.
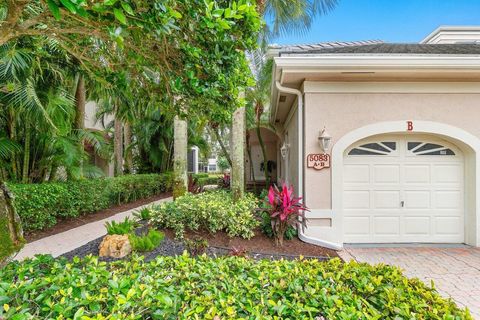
[407,121,413,131]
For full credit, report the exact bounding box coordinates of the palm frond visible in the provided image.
[0,137,21,160]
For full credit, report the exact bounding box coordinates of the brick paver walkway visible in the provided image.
[339,246,480,319]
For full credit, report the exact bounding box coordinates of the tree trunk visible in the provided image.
[256,122,270,187]
[114,109,123,176]
[0,180,25,266]
[75,74,86,130]
[124,122,133,174]
[231,107,246,201]
[246,132,256,193]
[22,122,31,183]
[75,74,86,177]
[173,116,188,199]
[211,126,232,167]
[8,108,18,182]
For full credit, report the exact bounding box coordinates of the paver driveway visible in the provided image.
[339,245,480,319]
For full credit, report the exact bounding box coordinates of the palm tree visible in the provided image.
[258,0,338,44]
[244,0,339,188]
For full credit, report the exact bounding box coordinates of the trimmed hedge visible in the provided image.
[193,173,221,187]
[8,174,172,233]
[0,254,471,319]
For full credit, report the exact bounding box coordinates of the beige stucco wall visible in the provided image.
[283,107,299,193]
[304,89,480,210]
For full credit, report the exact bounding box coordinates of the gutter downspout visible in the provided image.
[275,81,343,251]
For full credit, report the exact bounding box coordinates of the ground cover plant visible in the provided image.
[150,190,259,239]
[8,173,172,232]
[0,254,471,319]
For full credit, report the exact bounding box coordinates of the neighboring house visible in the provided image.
[188,146,199,174]
[267,26,480,249]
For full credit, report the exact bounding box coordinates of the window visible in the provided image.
[348,142,396,156]
[408,142,455,156]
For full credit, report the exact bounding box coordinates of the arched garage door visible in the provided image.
[343,135,464,243]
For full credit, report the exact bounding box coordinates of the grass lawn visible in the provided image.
[0,254,471,319]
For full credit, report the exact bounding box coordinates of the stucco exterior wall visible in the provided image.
[304,85,480,210]
[283,107,299,193]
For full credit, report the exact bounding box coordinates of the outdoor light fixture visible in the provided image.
[318,127,332,152]
[280,142,290,159]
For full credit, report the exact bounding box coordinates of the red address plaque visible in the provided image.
[307,153,331,170]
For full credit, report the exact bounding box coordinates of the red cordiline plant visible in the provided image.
[266,183,308,246]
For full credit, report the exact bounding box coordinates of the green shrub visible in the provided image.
[150,190,259,239]
[105,217,136,235]
[192,173,209,179]
[183,237,208,256]
[260,211,297,240]
[197,176,219,186]
[0,255,471,319]
[8,173,172,232]
[129,230,164,252]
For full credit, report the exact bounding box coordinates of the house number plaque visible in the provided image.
[307,153,331,171]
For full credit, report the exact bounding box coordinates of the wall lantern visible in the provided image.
[318,127,332,152]
[280,142,290,159]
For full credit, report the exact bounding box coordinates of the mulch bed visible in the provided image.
[61,226,338,262]
[25,192,172,243]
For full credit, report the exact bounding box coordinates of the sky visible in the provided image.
[271,0,480,45]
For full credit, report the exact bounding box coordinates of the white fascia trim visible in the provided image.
[421,26,480,44]
[274,55,480,70]
[303,81,480,94]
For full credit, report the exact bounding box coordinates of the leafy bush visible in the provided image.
[192,173,209,179]
[258,189,297,241]
[150,190,258,239]
[217,172,230,189]
[0,255,471,319]
[183,237,208,256]
[187,174,204,194]
[105,217,136,235]
[264,184,308,246]
[260,211,298,240]
[129,230,164,252]
[192,173,219,187]
[8,173,172,232]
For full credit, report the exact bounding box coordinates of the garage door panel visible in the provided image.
[404,191,431,209]
[344,191,370,209]
[374,217,400,235]
[435,217,463,235]
[344,217,370,235]
[344,136,464,244]
[404,165,430,183]
[434,164,463,183]
[344,165,369,183]
[436,191,462,209]
[373,165,400,183]
[374,191,400,209]
[404,217,430,235]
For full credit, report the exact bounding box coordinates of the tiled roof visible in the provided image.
[270,40,384,53]
[279,43,480,55]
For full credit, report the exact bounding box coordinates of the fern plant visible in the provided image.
[133,207,152,221]
[104,217,136,235]
[129,230,164,252]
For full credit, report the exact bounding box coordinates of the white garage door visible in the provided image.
[343,135,464,243]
